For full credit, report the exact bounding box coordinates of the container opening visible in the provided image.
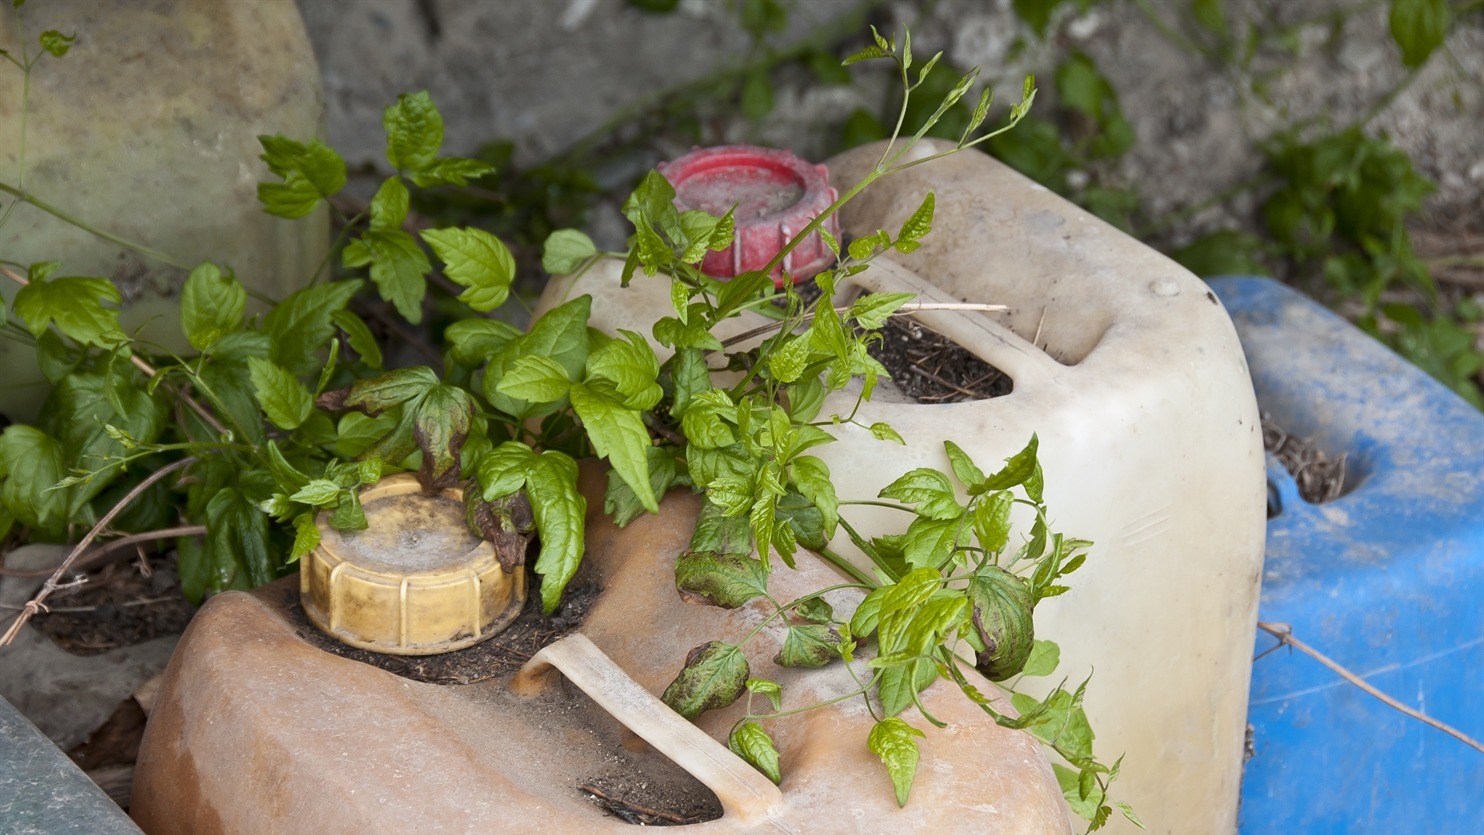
[1263,416,1360,507]
[673,155,806,220]
[783,282,1014,402]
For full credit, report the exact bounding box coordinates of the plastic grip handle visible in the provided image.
[841,257,1063,383]
[513,634,787,826]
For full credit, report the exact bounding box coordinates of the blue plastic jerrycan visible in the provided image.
[1209,277,1484,833]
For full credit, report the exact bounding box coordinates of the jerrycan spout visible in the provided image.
[515,633,789,829]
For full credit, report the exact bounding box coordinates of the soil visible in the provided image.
[285,571,601,685]
[30,552,197,657]
[1262,416,1349,505]
[782,281,1014,402]
[865,315,1014,402]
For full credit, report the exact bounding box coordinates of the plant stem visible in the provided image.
[811,545,877,586]
[0,182,193,271]
[840,499,917,513]
[0,456,198,647]
[0,525,208,577]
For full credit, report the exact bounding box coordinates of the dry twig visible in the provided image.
[0,525,207,578]
[0,457,198,647]
[1256,621,1484,755]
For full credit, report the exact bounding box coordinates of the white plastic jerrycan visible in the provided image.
[537,140,1267,833]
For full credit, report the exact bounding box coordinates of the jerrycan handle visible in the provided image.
[513,633,786,825]
[839,257,1064,384]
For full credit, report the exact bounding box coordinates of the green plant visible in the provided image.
[0,9,1134,827]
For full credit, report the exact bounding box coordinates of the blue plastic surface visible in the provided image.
[1209,277,1484,833]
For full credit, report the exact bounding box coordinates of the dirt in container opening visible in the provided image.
[1263,416,1349,506]
[579,776,723,826]
[30,552,197,656]
[778,280,1014,402]
[286,572,601,685]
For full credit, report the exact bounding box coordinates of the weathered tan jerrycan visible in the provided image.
[537,140,1268,833]
[132,467,1073,834]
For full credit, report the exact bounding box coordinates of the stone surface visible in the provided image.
[131,464,1072,834]
[0,694,143,835]
[0,0,328,423]
[1,545,179,751]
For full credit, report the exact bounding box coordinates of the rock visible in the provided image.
[0,627,178,751]
[0,0,327,423]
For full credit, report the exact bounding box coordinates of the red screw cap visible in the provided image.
[658,145,840,283]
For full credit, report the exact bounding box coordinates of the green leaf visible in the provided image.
[524,448,588,613]
[1171,230,1268,278]
[661,641,749,720]
[180,262,247,351]
[497,354,572,403]
[329,309,383,368]
[256,135,345,218]
[383,90,444,172]
[851,293,914,330]
[843,44,889,65]
[346,229,430,323]
[774,624,841,668]
[13,273,123,347]
[729,722,782,785]
[204,487,275,590]
[675,550,769,608]
[605,445,686,527]
[325,366,439,415]
[868,718,925,807]
[983,434,1039,490]
[870,422,905,444]
[262,280,363,376]
[542,228,599,275]
[38,30,75,57]
[289,512,321,563]
[902,516,958,568]
[264,440,310,493]
[880,468,962,520]
[412,384,474,490]
[0,425,67,532]
[586,330,662,410]
[330,487,368,530]
[199,331,272,445]
[1191,0,1227,37]
[767,335,811,384]
[247,357,313,430]
[39,369,167,518]
[35,330,81,384]
[336,411,398,458]
[421,226,516,312]
[896,191,935,248]
[972,489,1014,552]
[445,318,521,367]
[406,157,494,188]
[943,440,986,489]
[569,380,656,513]
[1390,0,1450,68]
[1021,639,1061,677]
[789,455,838,539]
[746,678,783,711]
[290,479,341,506]
[484,296,592,416]
[368,175,410,231]
[969,565,1036,681]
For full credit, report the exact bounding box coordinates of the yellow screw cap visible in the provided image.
[302,473,526,655]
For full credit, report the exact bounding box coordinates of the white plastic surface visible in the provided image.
[537,140,1266,834]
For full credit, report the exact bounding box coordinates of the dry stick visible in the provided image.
[1255,622,1484,755]
[907,364,982,399]
[579,784,687,825]
[0,525,208,577]
[0,456,198,648]
[0,265,229,436]
[717,302,1009,350]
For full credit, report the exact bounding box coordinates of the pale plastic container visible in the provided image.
[537,140,1267,833]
